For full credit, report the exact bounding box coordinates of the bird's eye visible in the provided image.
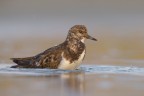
[79,30,83,34]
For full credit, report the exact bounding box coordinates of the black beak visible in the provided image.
[87,35,97,41]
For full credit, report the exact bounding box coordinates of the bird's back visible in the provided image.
[11,43,64,68]
[35,43,65,68]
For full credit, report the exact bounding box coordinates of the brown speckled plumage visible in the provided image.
[11,25,97,69]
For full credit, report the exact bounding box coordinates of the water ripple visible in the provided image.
[0,64,144,76]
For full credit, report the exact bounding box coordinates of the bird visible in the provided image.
[10,25,97,70]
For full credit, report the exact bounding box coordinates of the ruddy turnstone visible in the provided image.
[11,25,97,70]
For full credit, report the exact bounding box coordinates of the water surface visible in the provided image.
[0,64,144,96]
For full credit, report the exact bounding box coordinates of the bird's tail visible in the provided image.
[10,57,34,68]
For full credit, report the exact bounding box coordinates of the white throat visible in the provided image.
[81,38,85,43]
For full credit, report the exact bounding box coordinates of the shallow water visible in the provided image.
[0,64,144,96]
[1,64,144,76]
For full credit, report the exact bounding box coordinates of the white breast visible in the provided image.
[58,50,85,70]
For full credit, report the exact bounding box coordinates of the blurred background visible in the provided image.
[1,1,144,96]
[0,0,144,66]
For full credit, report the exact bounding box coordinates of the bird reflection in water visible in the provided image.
[60,71,85,96]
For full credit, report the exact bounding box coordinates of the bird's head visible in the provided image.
[67,25,97,43]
